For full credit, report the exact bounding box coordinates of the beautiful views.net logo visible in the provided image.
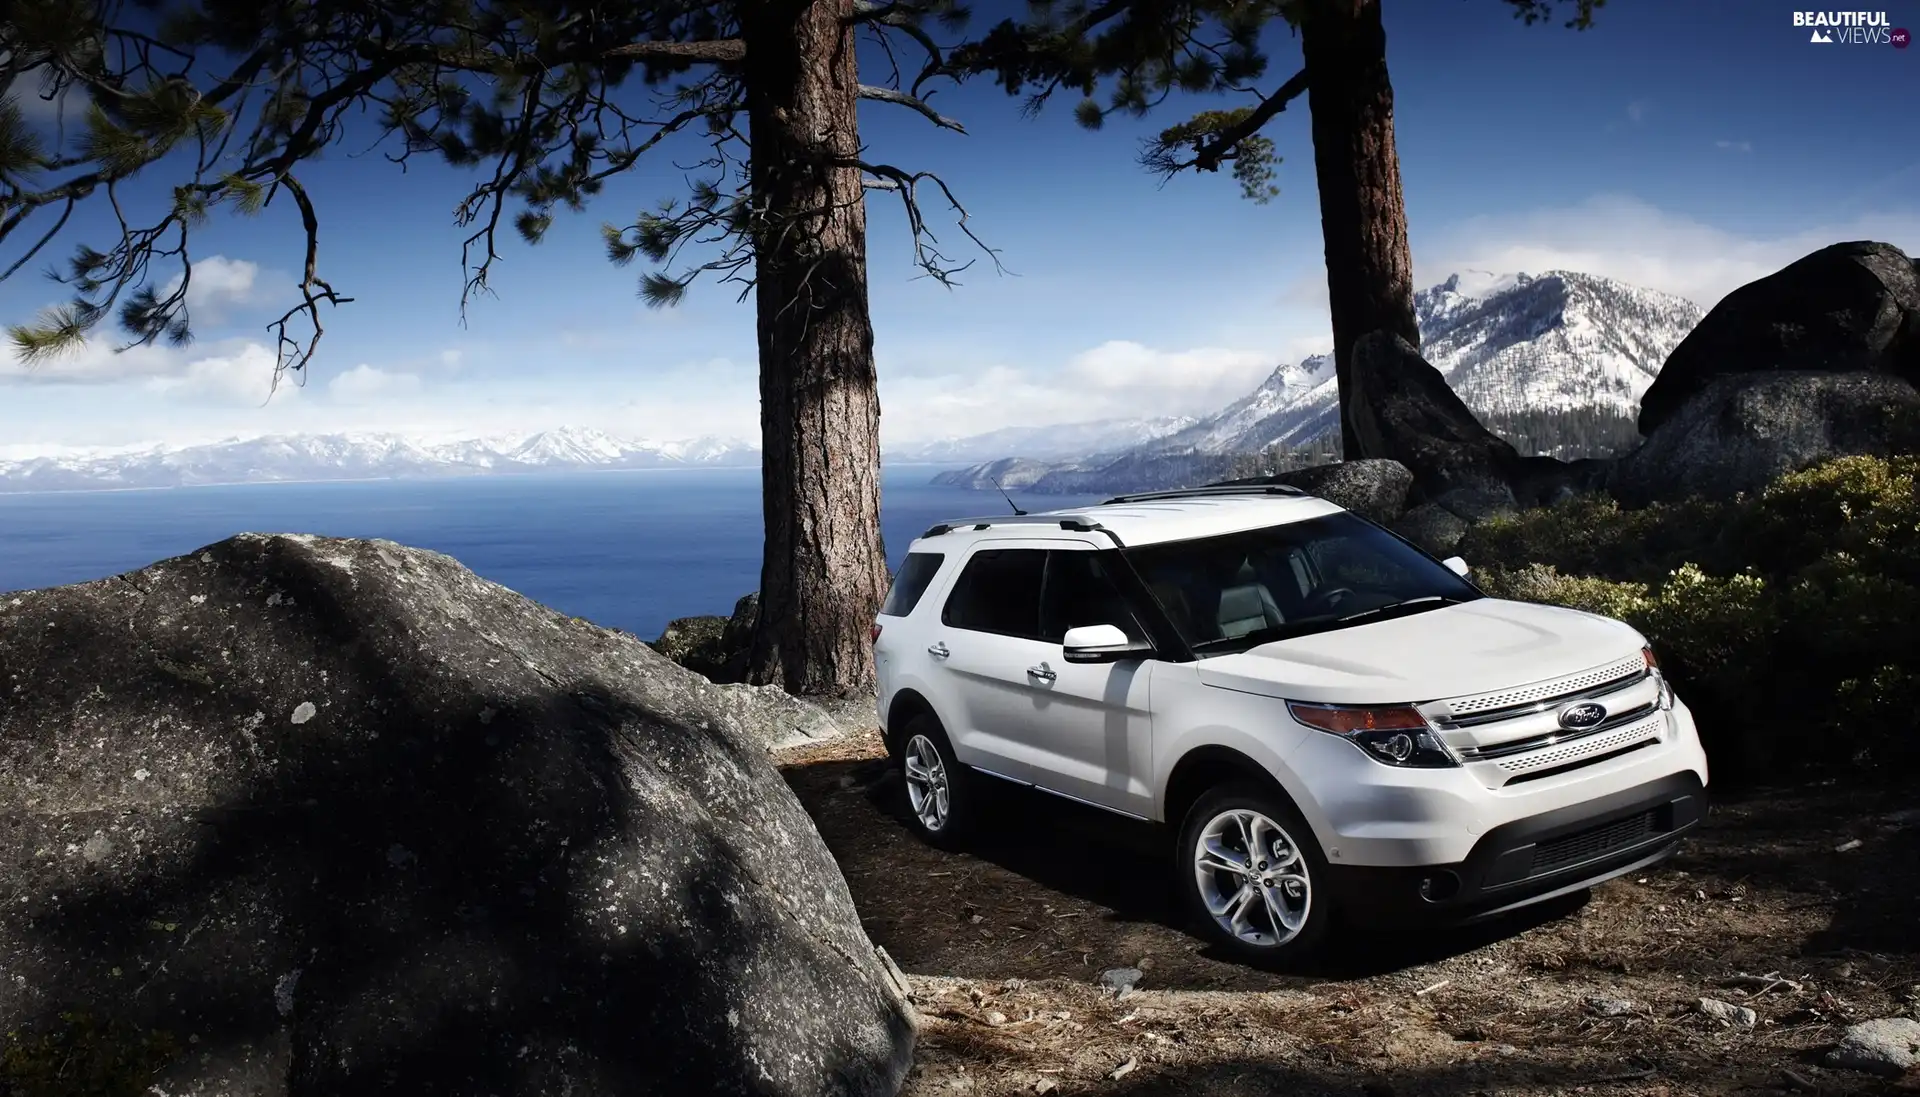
[1793,10,1908,45]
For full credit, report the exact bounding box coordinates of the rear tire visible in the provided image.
[898,713,977,849]
[1176,782,1333,966]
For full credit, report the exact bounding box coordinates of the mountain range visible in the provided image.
[933,269,1706,493]
[0,269,1704,495]
[0,429,761,494]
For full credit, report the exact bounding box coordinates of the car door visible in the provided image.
[1020,548,1158,818]
[925,543,1052,782]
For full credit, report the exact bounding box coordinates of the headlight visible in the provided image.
[1287,702,1460,768]
[1643,645,1675,710]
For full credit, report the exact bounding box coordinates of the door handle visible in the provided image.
[927,641,950,658]
[1027,663,1057,683]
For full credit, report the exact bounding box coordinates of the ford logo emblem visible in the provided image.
[1558,702,1607,731]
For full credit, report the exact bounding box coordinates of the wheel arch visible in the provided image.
[883,688,938,755]
[1162,744,1294,831]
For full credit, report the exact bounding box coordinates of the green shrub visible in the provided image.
[1466,455,1920,779]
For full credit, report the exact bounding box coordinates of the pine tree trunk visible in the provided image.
[740,0,888,698]
[1300,0,1419,461]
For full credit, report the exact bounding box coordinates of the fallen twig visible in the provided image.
[1415,979,1451,997]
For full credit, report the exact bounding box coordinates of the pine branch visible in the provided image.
[1188,68,1306,172]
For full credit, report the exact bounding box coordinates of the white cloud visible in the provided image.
[141,343,291,406]
[1715,139,1753,153]
[880,341,1280,443]
[1417,194,1920,307]
[1626,99,1651,124]
[162,255,268,323]
[327,364,423,403]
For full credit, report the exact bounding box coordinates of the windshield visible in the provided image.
[1121,511,1482,655]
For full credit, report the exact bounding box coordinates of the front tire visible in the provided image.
[898,714,976,849]
[1176,782,1332,965]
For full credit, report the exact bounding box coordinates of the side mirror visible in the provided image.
[1061,623,1153,664]
[1441,556,1470,577]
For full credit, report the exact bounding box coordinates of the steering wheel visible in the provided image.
[1307,587,1358,614]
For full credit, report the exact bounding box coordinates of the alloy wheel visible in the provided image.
[1192,808,1312,947]
[903,733,951,832]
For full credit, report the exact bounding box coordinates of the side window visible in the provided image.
[880,552,944,617]
[1039,551,1145,643]
[941,548,1047,638]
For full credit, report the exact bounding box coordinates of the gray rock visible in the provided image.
[1826,1016,1920,1077]
[719,590,761,681]
[1696,997,1758,1029]
[652,591,761,685]
[1609,370,1920,506]
[1238,459,1415,523]
[1640,240,1920,434]
[0,534,913,1097]
[1584,996,1637,1017]
[1390,503,1471,557]
[651,613,731,677]
[1098,967,1144,994]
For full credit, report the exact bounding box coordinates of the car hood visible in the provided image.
[1194,598,1645,706]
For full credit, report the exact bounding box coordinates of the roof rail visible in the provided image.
[920,513,1109,538]
[1101,483,1307,505]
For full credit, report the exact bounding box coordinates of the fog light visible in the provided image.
[1419,870,1462,903]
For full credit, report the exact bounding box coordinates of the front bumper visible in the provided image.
[1322,770,1708,926]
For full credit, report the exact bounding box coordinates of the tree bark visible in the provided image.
[740,0,889,698]
[1300,0,1419,460]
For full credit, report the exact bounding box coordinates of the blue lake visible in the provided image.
[0,467,1105,639]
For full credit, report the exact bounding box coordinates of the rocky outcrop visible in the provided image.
[651,613,731,678]
[0,535,914,1097]
[652,592,761,684]
[1639,241,1920,435]
[1609,371,1920,505]
[1218,458,1414,523]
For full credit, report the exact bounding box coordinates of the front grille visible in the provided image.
[1531,810,1657,876]
[1440,655,1646,720]
[1487,712,1666,777]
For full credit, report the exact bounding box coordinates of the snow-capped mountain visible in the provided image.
[0,428,761,493]
[0,416,1200,493]
[937,269,1704,493]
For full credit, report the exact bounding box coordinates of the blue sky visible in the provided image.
[1,0,1915,454]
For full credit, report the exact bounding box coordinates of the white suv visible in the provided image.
[873,484,1710,962]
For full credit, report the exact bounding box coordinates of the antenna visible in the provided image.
[989,476,1027,516]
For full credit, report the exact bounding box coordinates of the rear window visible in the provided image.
[880,552,945,617]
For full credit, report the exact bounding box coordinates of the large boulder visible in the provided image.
[0,535,914,1096]
[1610,371,1920,505]
[1639,241,1920,435]
[1216,459,1415,523]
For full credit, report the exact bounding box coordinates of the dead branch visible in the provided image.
[857,85,966,132]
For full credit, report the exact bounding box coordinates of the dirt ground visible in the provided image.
[777,732,1920,1097]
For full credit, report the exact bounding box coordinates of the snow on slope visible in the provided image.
[952,269,1704,494]
[0,427,761,493]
